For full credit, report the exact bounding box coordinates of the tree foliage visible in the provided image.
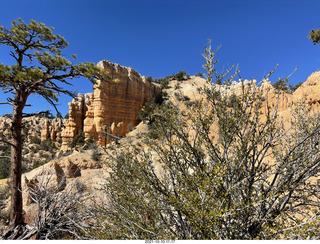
[309,28,320,45]
[93,41,320,240]
[0,18,106,109]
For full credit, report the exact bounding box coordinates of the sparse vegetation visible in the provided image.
[152,71,190,89]
[272,75,302,94]
[32,160,46,170]
[289,82,303,92]
[39,140,56,152]
[174,91,190,102]
[91,40,320,240]
[19,173,92,240]
[29,136,41,145]
[0,158,10,180]
[91,150,100,162]
[0,144,10,180]
[195,72,203,77]
[70,130,85,149]
[0,181,10,225]
[175,70,190,81]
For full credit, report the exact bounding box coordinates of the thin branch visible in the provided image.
[22,110,50,118]
[0,156,10,159]
[0,102,13,105]
[0,138,15,147]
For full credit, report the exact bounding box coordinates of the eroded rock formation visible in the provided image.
[61,60,161,149]
[0,116,64,144]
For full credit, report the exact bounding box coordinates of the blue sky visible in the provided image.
[0,0,320,116]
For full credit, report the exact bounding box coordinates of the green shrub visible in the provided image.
[139,101,157,125]
[30,136,41,145]
[146,76,154,83]
[30,146,39,154]
[40,140,56,152]
[290,82,303,92]
[32,160,45,169]
[94,40,320,240]
[154,76,171,89]
[175,83,181,90]
[174,70,190,81]
[0,181,10,224]
[0,157,10,180]
[83,134,97,150]
[0,144,10,155]
[72,130,85,147]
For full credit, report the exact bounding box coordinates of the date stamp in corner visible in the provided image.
[145,240,175,244]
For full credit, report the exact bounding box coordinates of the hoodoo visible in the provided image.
[61,60,161,149]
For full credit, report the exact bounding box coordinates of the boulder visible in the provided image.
[24,176,39,206]
[65,159,81,178]
[53,162,66,191]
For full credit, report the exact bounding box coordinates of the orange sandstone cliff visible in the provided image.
[61,60,161,149]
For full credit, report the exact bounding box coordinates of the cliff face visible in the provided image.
[166,71,320,135]
[61,60,161,149]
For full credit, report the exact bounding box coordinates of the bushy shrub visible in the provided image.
[0,157,10,180]
[30,136,41,145]
[146,76,154,83]
[289,82,303,92]
[0,181,10,224]
[174,91,190,102]
[195,72,203,77]
[70,130,85,148]
[174,70,188,81]
[32,160,45,169]
[30,146,39,154]
[154,76,171,88]
[39,140,56,152]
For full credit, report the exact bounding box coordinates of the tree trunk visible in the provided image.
[8,92,26,229]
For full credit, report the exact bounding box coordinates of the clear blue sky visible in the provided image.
[0,0,320,116]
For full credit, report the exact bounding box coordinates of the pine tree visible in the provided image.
[0,18,107,235]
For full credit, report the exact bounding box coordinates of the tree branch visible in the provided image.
[22,110,50,118]
[0,156,10,159]
[0,138,15,147]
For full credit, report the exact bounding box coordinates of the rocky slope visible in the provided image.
[2,64,320,235]
[167,71,320,123]
[18,70,320,205]
[0,116,64,143]
[0,116,66,177]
